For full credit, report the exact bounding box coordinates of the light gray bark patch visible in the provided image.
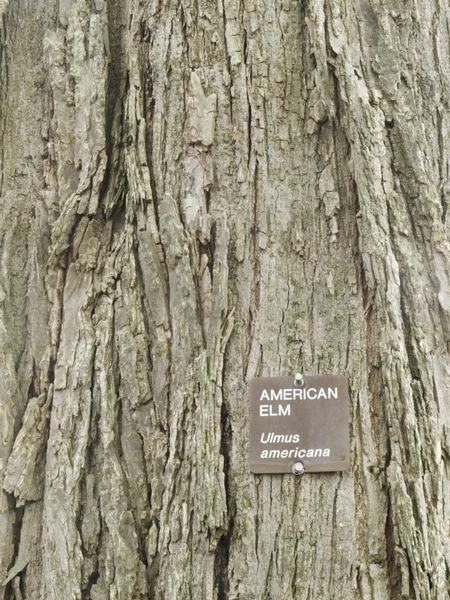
[187,70,217,147]
[2,391,52,506]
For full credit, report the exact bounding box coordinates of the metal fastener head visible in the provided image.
[292,462,305,475]
[294,373,304,387]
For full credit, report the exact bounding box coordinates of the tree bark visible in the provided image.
[0,0,449,599]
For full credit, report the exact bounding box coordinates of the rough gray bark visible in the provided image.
[0,0,449,599]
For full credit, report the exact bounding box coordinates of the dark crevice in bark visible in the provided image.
[214,399,233,600]
[130,244,156,571]
[384,491,403,600]
[199,219,216,286]
[245,158,261,375]
[242,25,252,170]
[26,360,38,402]
[142,47,161,235]
[141,23,173,434]
[77,299,101,600]
[220,0,233,122]
[179,4,191,70]
[104,0,127,146]
[214,533,229,600]
[101,0,128,223]
[436,108,448,224]
[84,569,100,600]
[3,504,24,600]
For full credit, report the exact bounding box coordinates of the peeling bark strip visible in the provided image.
[0,0,449,598]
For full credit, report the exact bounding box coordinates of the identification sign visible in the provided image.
[248,374,349,474]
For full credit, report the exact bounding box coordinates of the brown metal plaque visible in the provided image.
[248,375,349,474]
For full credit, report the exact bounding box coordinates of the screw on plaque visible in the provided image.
[294,372,304,387]
[292,462,305,475]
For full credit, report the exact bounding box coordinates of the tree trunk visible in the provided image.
[0,0,449,598]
